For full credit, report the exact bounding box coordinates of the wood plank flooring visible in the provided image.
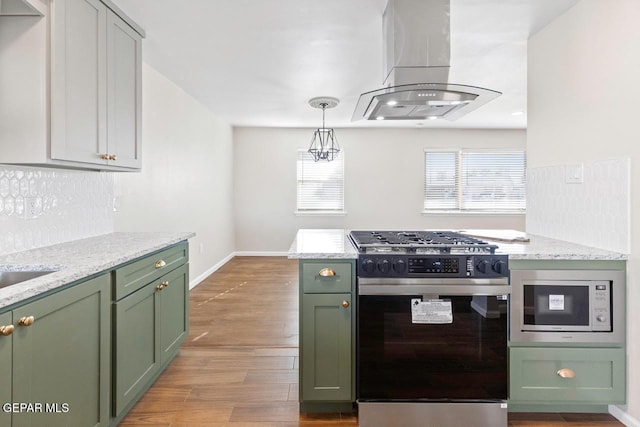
[120,256,623,427]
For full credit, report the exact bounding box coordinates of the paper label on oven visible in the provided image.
[411,298,453,324]
[548,294,565,311]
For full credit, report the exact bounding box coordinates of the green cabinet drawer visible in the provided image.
[301,261,352,294]
[114,242,188,300]
[509,347,625,404]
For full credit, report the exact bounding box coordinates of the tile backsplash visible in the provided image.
[526,158,630,254]
[0,165,114,256]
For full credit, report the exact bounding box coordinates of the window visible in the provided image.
[424,149,526,213]
[296,150,345,213]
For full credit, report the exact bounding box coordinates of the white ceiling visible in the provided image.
[113,0,579,129]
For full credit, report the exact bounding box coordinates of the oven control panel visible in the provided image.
[357,254,509,278]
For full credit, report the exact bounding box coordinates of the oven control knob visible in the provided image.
[476,260,491,274]
[393,259,407,274]
[597,315,606,322]
[377,259,391,274]
[362,259,375,274]
[492,260,508,275]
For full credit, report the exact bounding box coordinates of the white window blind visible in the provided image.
[424,150,526,212]
[297,150,344,212]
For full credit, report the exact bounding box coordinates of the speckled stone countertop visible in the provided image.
[288,229,358,259]
[287,229,628,261]
[0,232,195,310]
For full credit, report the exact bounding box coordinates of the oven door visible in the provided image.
[357,280,509,402]
[522,281,597,331]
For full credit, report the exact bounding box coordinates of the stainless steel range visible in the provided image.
[349,230,510,427]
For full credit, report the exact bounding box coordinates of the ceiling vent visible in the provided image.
[352,0,500,122]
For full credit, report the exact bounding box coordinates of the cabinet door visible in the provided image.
[113,281,161,416]
[301,293,352,401]
[51,0,108,165]
[12,274,110,427]
[159,264,189,363]
[107,9,142,169]
[0,312,12,427]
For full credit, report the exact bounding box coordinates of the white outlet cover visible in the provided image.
[565,164,584,184]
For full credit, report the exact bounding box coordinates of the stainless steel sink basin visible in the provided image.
[0,270,56,289]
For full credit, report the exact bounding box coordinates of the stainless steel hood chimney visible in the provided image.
[352,0,500,122]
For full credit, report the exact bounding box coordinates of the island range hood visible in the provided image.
[352,0,501,122]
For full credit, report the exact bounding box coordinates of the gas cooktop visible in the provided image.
[349,230,498,254]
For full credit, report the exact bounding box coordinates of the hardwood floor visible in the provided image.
[120,256,623,427]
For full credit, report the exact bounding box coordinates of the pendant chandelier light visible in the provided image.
[308,96,340,162]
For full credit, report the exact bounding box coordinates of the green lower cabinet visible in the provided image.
[301,293,352,402]
[0,311,12,427]
[159,264,189,361]
[509,346,626,404]
[11,273,111,427]
[113,278,161,417]
[113,263,189,417]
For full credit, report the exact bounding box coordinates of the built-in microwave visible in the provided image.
[510,269,625,344]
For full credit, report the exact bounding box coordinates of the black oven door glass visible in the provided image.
[358,295,507,401]
[523,285,589,326]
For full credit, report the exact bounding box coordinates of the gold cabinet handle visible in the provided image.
[109,154,117,161]
[161,281,169,288]
[319,268,336,277]
[341,300,350,308]
[18,316,35,327]
[557,368,576,379]
[155,260,166,269]
[0,325,15,336]
[156,283,165,291]
[100,154,110,160]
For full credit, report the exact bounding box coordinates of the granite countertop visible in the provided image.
[0,231,195,310]
[288,229,358,259]
[288,229,628,261]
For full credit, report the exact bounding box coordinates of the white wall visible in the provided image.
[233,127,526,252]
[528,0,640,423]
[114,63,234,284]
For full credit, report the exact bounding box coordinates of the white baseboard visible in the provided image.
[189,252,234,290]
[234,251,289,257]
[610,405,640,427]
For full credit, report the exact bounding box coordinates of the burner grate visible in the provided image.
[349,230,498,254]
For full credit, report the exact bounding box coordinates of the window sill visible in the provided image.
[295,210,347,217]
[422,210,526,216]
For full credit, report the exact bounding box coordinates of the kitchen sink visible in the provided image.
[0,270,56,289]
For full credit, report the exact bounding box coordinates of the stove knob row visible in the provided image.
[360,258,407,275]
[476,259,509,275]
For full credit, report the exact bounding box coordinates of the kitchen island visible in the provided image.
[288,228,628,261]
[288,229,628,416]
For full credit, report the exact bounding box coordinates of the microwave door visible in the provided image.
[523,284,592,332]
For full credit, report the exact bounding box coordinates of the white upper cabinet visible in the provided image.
[0,0,144,171]
[106,9,142,168]
[51,0,108,166]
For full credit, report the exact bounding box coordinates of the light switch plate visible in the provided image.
[565,164,584,184]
